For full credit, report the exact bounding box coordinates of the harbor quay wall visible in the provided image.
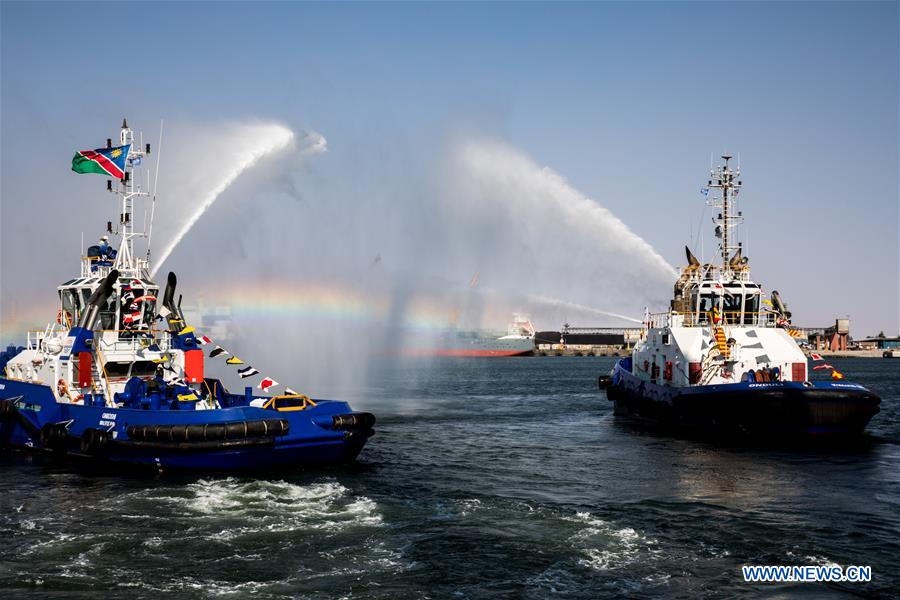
[534,344,630,357]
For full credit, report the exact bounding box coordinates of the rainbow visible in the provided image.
[192,279,462,332]
[0,279,473,346]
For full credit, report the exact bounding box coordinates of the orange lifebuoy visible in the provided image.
[56,310,73,328]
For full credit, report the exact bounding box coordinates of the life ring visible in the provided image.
[56,310,72,328]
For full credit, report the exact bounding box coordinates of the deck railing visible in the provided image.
[649,311,778,329]
[96,330,171,353]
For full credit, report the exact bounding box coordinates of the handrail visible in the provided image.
[93,345,114,406]
[648,310,777,328]
[95,328,167,335]
[95,329,171,353]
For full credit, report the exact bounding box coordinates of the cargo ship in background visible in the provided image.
[402,314,535,357]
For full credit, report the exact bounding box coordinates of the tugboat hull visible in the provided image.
[605,358,880,438]
[0,378,374,471]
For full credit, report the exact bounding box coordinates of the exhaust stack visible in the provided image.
[77,270,119,330]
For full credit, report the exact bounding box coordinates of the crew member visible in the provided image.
[98,235,117,261]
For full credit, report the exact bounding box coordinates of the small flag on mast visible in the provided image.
[209,346,228,358]
[226,356,244,365]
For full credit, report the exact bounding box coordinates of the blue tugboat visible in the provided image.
[0,121,375,470]
[601,156,880,438]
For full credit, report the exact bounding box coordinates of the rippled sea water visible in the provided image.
[1,357,898,598]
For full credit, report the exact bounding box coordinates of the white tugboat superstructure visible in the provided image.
[602,156,880,438]
[636,156,806,388]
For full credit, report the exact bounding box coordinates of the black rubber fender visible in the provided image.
[225,421,248,439]
[598,375,613,390]
[80,428,109,455]
[39,423,68,450]
[115,437,276,452]
[168,424,188,441]
[332,413,376,430]
[125,419,289,443]
[0,399,17,421]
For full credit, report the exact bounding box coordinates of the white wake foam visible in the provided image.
[177,478,383,535]
[567,511,661,571]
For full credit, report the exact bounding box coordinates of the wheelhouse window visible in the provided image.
[105,360,158,379]
[723,293,742,324]
[59,289,83,326]
[697,294,718,323]
[98,293,117,331]
[743,294,761,325]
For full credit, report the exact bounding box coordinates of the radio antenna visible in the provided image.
[146,119,164,261]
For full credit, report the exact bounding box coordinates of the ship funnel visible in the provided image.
[77,269,119,330]
[161,271,186,332]
[685,246,700,267]
[770,290,792,321]
[162,271,177,314]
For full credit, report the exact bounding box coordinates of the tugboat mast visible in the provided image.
[110,119,151,278]
[707,155,743,274]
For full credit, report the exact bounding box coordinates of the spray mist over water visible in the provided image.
[527,295,643,324]
[450,138,677,310]
[149,123,326,277]
[157,129,676,401]
[0,117,678,401]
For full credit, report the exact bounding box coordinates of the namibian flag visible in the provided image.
[72,144,131,178]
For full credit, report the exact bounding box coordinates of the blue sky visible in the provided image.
[2,1,898,337]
